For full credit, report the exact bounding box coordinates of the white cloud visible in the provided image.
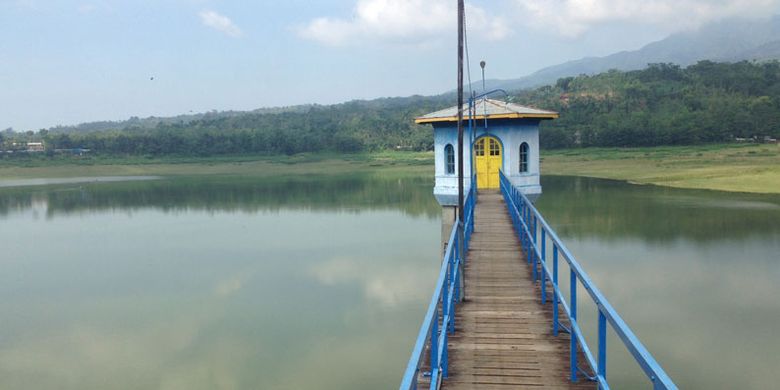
[513,0,780,37]
[298,0,510,46]
[199,10,242,38]
[309,256,433,307]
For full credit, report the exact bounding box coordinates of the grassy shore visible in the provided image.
[542,143,780,194]
[1,144,778,194]
[0,151,434,179]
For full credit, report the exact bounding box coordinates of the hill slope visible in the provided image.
[480,16,780,91]
[6,62,780,156]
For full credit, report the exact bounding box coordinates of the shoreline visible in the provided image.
[541,144,779,194]
[0,144,777,194]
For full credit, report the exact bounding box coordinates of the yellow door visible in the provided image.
[474,136,502,189]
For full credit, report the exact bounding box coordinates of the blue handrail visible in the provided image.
[498,170,677,390]
[400,176,476,390]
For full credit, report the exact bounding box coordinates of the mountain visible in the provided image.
[12,61,780,155]
[478,16,780,92]
[43,16,780,136]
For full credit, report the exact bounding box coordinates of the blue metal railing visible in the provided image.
[400,177,476,390]
[498,170,677,390]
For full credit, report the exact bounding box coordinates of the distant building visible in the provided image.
[26,142,44,152]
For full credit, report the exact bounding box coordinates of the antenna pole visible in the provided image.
[480,60,486,92]
[457,0,464,226]
[456,0,466,302]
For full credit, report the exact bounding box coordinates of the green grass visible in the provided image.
[0,151,434,180]
[542,143,780,194]
[2,145,778,194]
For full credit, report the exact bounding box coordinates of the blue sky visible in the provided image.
[2,0,779,131]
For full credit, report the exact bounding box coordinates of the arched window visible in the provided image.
[445,144,455,174]
[519,142,529,173]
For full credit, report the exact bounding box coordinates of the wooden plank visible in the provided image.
[437,191,596,390]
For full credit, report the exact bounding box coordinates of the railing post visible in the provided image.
[448,287,454,335]
[541,229,547,304]
[446,247,453,336]
[520,204,526,252]
[553,244,559,336]
[524,209,530,256]
[450,260,458,334]
[528,209,532,251]
[453,266,460,329]
[531,215,538,282]
[457,222,465,303]
[533,216,538,282]
[598,309,607,386]
[524,208,530,255]
[430,306,438,371]
[442,329,449,378]
[570,269,578,382]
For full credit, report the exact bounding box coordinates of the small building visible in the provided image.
[415,99,558,249]
[26,142,44,152]
[416,98,557,203]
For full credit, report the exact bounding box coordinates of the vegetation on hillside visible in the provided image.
[520,61,780,148]
[1,96,447,157]
[2,61,779,158]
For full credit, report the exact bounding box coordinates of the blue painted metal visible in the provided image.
[498,170,677,390]
[599,310,608,386]
[400,176,476,390]
[552,244,559,336]
[570,268,578,382]
[541,229,547,305]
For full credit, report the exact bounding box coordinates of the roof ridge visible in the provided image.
[415,98,558,124]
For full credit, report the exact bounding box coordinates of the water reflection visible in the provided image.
[0,174,441,389]
[538,176,780,243]
[537,176,780,389]
[3,173,777,389]
[0,173,440,218]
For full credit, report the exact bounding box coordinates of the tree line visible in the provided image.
[521,61,780,148]
[3,60,780,157]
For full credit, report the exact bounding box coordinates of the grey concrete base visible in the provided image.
[440,206,457,254]
[434,186,472,207]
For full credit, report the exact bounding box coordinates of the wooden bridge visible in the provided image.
[438,191,590,389]
[400,172,677,390]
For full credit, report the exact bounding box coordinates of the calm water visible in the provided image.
[0,173,778,389]
[536,176,780,390]
[0,173,442,389]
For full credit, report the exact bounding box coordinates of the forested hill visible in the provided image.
[523,61,780,148]
[30,96,450,155]
[4,61,780,156]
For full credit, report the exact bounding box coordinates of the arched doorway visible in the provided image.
[474,136,502,189]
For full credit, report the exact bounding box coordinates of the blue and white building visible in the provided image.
[416,98,558,205]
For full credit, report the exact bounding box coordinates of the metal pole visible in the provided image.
[480,61,487,131]
[456,0,465,302]
[480,60,486,93]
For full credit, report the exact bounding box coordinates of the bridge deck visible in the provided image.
[440,191,593,389]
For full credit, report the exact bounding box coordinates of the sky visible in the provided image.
[2,0,780,131]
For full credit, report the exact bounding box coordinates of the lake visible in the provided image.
[536,176,780,389]
[0,172,778,389]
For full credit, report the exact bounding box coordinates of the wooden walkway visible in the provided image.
[440,191,593,389]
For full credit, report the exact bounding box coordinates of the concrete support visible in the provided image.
[441,205,457,254]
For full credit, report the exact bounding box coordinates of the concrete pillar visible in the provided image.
[441,205,457,254]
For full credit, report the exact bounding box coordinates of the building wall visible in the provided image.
[433,118,542,205]
[433,126,473,206]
